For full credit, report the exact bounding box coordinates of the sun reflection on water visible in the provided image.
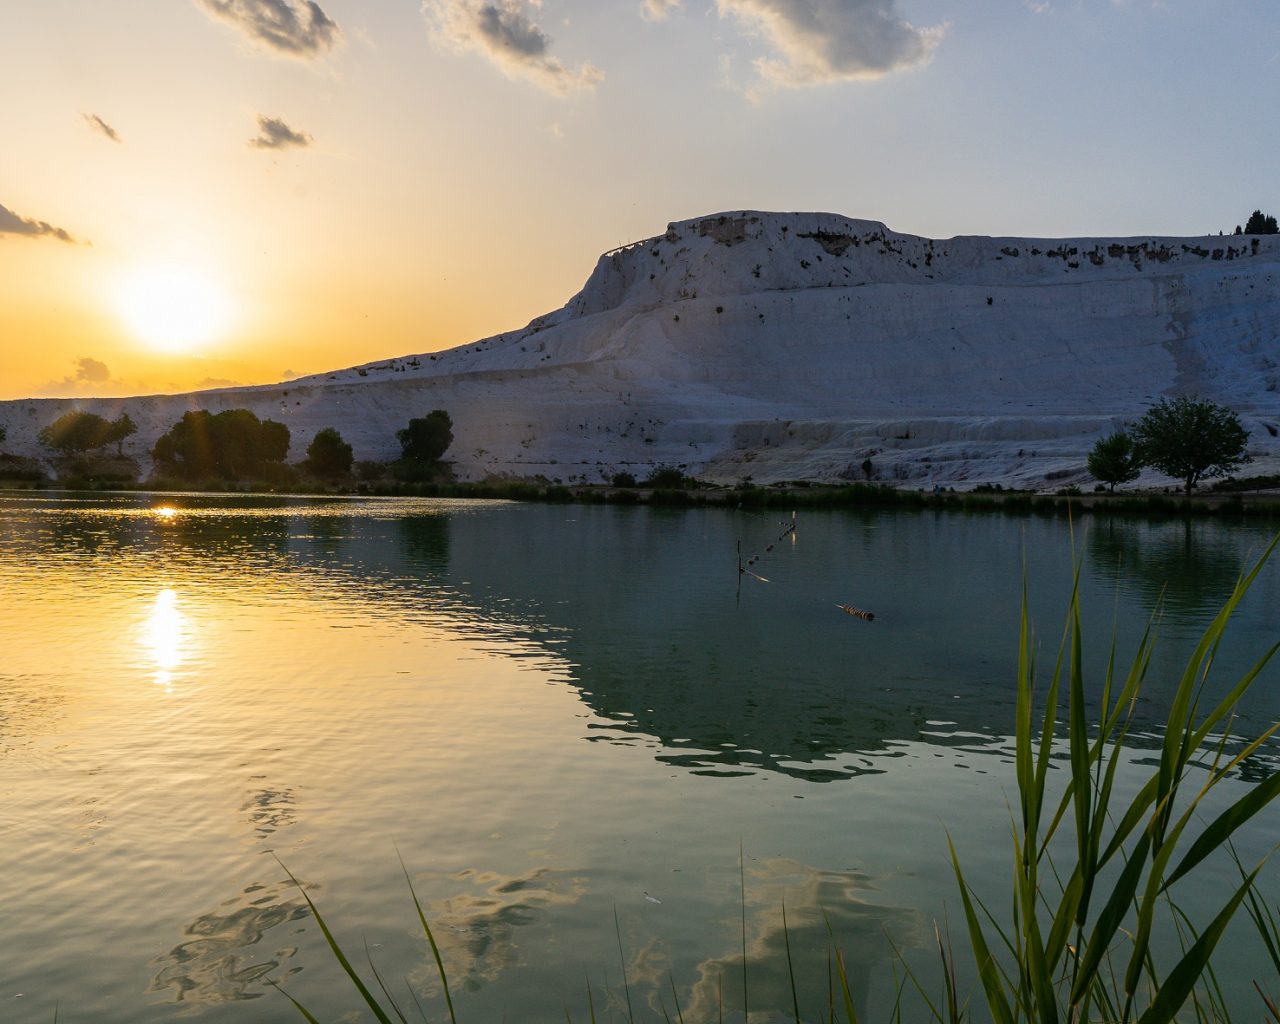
[153,506,178,521]
[142,588,185,689]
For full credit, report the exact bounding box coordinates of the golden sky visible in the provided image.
[3,0,1278,399]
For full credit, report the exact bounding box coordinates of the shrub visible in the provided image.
[304,427,354,478]
[1087,430,1142,492]
[643,465,687,489]
[610,471,637,488]
[397,411,453,465]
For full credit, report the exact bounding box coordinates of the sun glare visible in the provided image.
[119,264,231,353]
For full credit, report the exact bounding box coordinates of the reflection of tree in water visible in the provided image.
[643,859,918,1023]
[1086,519,1249,618]
[406,867,587,995]
[147,880,309,1005]
[398,514,451,569]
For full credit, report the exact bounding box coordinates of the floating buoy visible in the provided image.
[836,603,875,622]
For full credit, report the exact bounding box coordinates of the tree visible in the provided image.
[106,413,136,455]
[38,411,136,455]
[38,411,112,453]
[397,411,453,464]
[1087,430,1141,493]
[305,427,354,478]
[1131,396,1249,494]
[1244,210,1279,235]
[0,424,6,446]
[152,408,291,480]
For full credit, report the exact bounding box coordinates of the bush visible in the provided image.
[610,471,637,488]
[397,411,453,465]
[304,427,354,478]
[1087,430,1142,492]
[643,466,687,489]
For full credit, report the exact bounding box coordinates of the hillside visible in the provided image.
[4,211,1279,488]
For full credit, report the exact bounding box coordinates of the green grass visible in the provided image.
[275,535,1280,1022]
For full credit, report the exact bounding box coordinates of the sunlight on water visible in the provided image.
[141,588,184,689]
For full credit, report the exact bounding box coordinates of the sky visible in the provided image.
[3,0,1279,400]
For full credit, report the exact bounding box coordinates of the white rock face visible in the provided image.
[4,211,1279,489]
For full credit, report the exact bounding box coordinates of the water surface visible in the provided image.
[2,494,1278,1021]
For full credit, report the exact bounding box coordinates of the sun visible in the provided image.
[118,264,231,353]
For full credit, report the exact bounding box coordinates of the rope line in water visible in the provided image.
[737,513,877,623]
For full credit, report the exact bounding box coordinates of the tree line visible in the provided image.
[29,407,453,483]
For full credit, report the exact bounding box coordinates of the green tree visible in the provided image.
[1086,430,1141,493]
[397,411,453,464]
[1131,396,1249,494]
[152,408,291,480]
[305,427,354,478]
[38,411,112,453]
[1244,210,1279,235]
[106,413,137,455]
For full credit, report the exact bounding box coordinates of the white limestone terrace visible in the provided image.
[3,210,1279,489]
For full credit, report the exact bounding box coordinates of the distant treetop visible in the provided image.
[1244,210,1278,235]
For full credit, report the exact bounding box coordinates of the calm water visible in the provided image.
[3,494,1279,1022]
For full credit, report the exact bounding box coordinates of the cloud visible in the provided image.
[83,113,122,143]
[717,0,943,88]
[0,202,77,243]
[73,357,111,383]
[423,0,604,95]
[642,0,683,20]
[195,0,340,58]
[198,377,241,388]
[248,115,314,150]
[38,357,120,396]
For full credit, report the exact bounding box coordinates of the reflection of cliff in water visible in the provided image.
[432,506,1029,781]
[9,496,1277,783]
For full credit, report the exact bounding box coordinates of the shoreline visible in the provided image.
[5,478,1280,519]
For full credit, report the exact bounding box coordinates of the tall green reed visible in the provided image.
[948,534,1280,1023]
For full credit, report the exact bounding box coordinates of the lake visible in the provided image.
[3,493,1279,1022]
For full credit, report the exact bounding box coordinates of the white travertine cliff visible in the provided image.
[4,211,1278,488]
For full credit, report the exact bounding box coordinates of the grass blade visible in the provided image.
[614,906,634,1024]
[398,852,458,1024]
[276,858,396,1024]
[1135,861,1264,1024]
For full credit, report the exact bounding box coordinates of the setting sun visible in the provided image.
[118,264,231,353]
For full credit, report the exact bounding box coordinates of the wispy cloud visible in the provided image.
[718,0,942,90]
[0,202,77,243]
[642,0,683,21]
[82,113,122,143]
[195,0,340,58]
[422,0,604,95]
[248,115,314,150]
